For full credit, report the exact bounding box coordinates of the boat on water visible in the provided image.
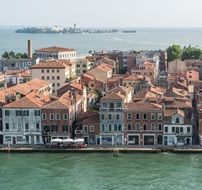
[122,30,136,33]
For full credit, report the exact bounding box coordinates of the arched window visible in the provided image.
[143,123,147,131]
[127,123,132,130]
[135,123,140,130]
[158,123,162,131]
[151,123,156,130]
[114,124,118,131]
[101,124,105,132]
[118,124,122,131]
[108,124,112,131]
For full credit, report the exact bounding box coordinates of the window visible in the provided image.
[52,76,55,80]
[187,127,191,133]
[36,123,40,131]
[172,127,175,132]
[109,103,114,109]
[116,102,122,108]
[118,124,122,131]
[158,113,162,120]
[101,124,105,132]
[143,114,147,120]
[23,110,29,116]
[63,114,68,120]
[62,125,68,132]
[77,64,80,67]
[135,123,140,130]
[36,135,40,144]
[151,113,155,120]
[42,70,44,73]
[16,110,22,116]
[136,113,140,120]
[5,110,9,116]
[176,118,180,124]
[102,103,108,108]
[25,123,29,132]
[52,83,55,87]
[151,123,155,130]
[42,113,46,120]
[116,114,120,120]
[158,123,162,131]
[47,76,50,80]
[108,114,112,120]
[42,76,45,80]
[83,64,86,67]
[56,113,60,120]
[108,124,112,131]
[90,125,94,132]
[47,69,49,73]
[164,127,168,132]
[176,127,179,133]
[143,123,147,130]
[57,83,60,87]
[180,127,183,133]
[52,90,55,94]
[101,114,105,120]
[5,123,9,131]
[52,70,55,73]
[34,110,40,116]
[50,113,54,120]
[57,70,60,73]
[114,124,118,131]
[127,113,132,120]
[127,123,132,130]
[57,76,60,80]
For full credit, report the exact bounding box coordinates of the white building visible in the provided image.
[2,92,52,145]
[163,109,192,146]
[35,46,77,62]
[31,60,76,95]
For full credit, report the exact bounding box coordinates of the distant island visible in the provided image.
[15,25,119,34]
[15,24,136,34]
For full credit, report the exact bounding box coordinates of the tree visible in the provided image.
[166,44,182,62]
[1,51,28,59]
[182,45,202,60]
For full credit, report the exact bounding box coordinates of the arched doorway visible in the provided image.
[157,135,163,145]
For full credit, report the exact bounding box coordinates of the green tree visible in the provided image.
[166,44,182,62]
[182,45,202,60]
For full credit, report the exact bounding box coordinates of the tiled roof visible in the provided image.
[164,109,185,117]
[125,100,162,111]
[123,74,144,81]
[5,70,31,77]
[97,63,113,71]
[3,91,51,108]
[35,46,75,52]
[31,60,73,69]
[0,78,51,104]
[101,92,125,100]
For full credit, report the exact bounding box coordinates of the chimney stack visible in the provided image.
[28,39,32,59]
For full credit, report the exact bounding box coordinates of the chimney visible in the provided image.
[28,39,32,59]
[68,91,72,98]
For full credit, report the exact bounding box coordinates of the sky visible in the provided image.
[0,0,202,27]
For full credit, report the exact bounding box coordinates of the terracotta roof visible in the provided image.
[70,82,83,91]
[164,109,185,117]
[3,91,51,108]
[31,60,73,69]
[101,92,125,100]
[82,73,95,80]
[123,74,144,81]
[0,78,51,104]
[97,63,113,71]
[5,70,31,77]
[82,112,99,124]
[35,46,75,52]
[125,100,162,111]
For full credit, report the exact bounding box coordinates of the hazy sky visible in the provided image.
[1,0,202,27]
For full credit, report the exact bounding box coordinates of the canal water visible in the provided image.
[0,153,202,190]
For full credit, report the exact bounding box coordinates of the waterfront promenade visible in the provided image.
[1,145,202,153]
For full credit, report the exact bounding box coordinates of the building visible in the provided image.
[86,63,113,83]
[125,100,164,146]
[41,91,82,143]
[168,60,186,74]
[131,61,158,85]
[31,60,75,95]
[76,58,93,75]
[164,109,192,146]
[35,46,76,61]
[0,58,38,72]
[99,92,126,145]
[2,92,52,144]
